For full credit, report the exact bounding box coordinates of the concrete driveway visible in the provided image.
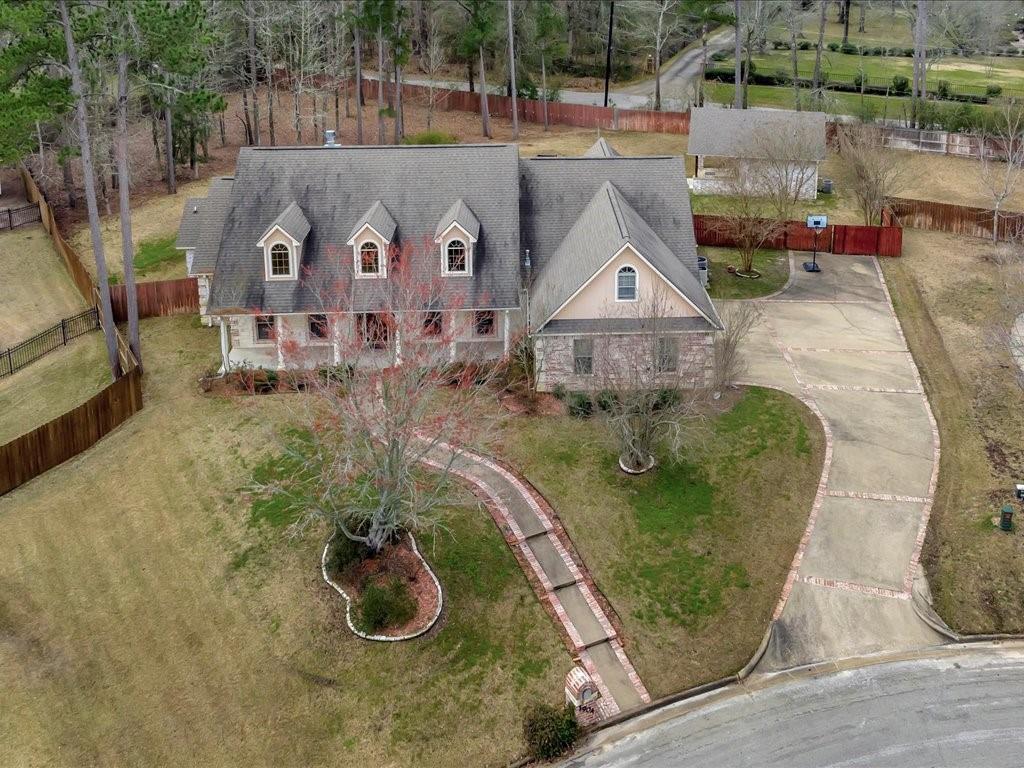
[733,253,944,669]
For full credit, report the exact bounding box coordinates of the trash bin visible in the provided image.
[819,178,834,194]
[697,256,709,287]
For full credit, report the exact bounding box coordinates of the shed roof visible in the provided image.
[687,107,827,161]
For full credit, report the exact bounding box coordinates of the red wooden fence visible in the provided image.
[110,277,199,322]
[693,214,902,257]
[885,196,1024,241]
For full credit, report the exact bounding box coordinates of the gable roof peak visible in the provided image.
[258,200,311,245]
[434,198,481,242]
[347,199,398,244]
[584,137,621,158]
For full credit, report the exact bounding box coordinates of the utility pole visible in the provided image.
[603,0,615,108]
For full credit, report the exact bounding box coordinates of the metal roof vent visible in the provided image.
[323,129,338,147]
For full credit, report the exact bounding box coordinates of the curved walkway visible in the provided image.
[420,443,650,716]
[735,252,944,669]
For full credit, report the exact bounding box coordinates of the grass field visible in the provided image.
[0,316,568,767]
[881,230,1024,634]
[702,248,790,299]
[0,333,111,444]
[0,225,89,344]
[498,386,825,698]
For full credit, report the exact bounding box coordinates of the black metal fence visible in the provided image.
[0,204,42,231]
[1,308,100,378]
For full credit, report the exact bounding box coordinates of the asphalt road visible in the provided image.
[566,645,1024,768]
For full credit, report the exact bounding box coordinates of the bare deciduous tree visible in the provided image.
[979,99,1024,243]
[838,124,910,225]
[712,301,759,395]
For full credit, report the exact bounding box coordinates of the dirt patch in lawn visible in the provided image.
[0,225,89,344]
[497,386,825,698]
[881,230,1024,633]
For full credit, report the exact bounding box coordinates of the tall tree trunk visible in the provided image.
[467,60,474,93]
[479,46,491,138]
[858,1,866,33]
[59,0,119,380]
[61,152,76,208]
[354,17,364,144]
[377,25,386,143]
[109,141,118,190]
[842,0,851,45]
[698,22,708,107]
[241,87,253,145]
[791,13,800,110]
[541,54,549,131]
[507,0,519,138]
[164,103,176,194]
[912,0,927,127]
[219,113,226,146]
[264,27,277,146]
[733,0,743,108]
[150,111,162,166]
[742,30,752,108]
[415,0,428,56]
[248,2,260,145]
[116,49,141,370]
[335,88,341,131]
[394,61,404,142]
[812,0,826,96]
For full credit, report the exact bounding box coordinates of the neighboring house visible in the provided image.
[177,138,722,390]
[687,107,826,200]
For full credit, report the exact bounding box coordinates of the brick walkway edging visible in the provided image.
[320,532,444,642]
[421,441,652,715]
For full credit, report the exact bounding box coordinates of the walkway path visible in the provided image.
[421,443,650,716]
[735,252,944,668]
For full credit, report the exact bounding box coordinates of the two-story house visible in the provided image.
[176,139,722,390]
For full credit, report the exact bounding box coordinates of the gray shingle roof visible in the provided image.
[538,317,715,335]
[583,137,620,158]
[175,198,203,249]
[190,178,235,275]
[687,107,827,161]
[434,199,481,241]
[206,145,522,314]
[528,180,720,329]
[347,200,397,243]
[261,201,311,244]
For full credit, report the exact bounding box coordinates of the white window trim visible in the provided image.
[615,264,639,303]
[435,222,476,276]
[347,224,389,279]
[253,314,276,346]
[258,225,301,281]
[307,313,331,346]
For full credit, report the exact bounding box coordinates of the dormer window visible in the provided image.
[616,265,638,301]
[359,242,381,275]
[446,239,468,273]
[270,243,292,277]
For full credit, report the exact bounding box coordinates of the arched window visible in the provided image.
[446,239,467,273]
[616,265,637,301]
[359,241,380,274]
[269,243,292,277]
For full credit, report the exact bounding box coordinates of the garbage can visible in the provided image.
[819,178,834,194]
[697,256,709,287]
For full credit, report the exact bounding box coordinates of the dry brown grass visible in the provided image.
[0,333,111,444]
[0,316,567,767]
[881,230,1024,633]
[0,225,89,343]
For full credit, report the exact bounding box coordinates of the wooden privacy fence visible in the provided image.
[359,78,692,135]
[693,214,903,257]
[110,276,198,322]
[0,368,143,496]
[885,197,1024,241]
[1,307,100,378]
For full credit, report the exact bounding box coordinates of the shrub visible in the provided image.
[523,703,580,761]
[329,535,370,578]
[797,40,812,50]
[853,72,866,88]
[771,40,789,50]
[903,47,915,57]
[887,47,902,56]
[595,389,618,412]
[552,383,568,401]
[710,50,728,62]
[987,84,1003,97]
[871,46,883,56]
[357,577,416,632]
[840,42,857,55]
[567,392,594,418]
[936,80,952,99]
[827,41,840,52]
[402,130,458,145]
[891,74,910,94]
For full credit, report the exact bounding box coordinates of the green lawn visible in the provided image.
[498,387,825,698]
[0,316,567,767]
[133,235,182,277]
[704,80,920,121]
[702,248,790,300]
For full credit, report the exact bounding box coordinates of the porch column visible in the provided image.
[503,310,510,356]
[331,314,341,365]
[275,315,284,369]
[394,328,402,365]
[219,317,231,372]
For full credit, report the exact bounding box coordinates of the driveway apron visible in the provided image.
[733,253,944,669]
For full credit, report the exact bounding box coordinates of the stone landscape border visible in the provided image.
[320,532,443,642]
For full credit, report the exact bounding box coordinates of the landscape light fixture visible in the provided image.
[1015,483,1024,501]
[804,214,828,273]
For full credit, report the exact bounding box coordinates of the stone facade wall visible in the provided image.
[536,331,715,392]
